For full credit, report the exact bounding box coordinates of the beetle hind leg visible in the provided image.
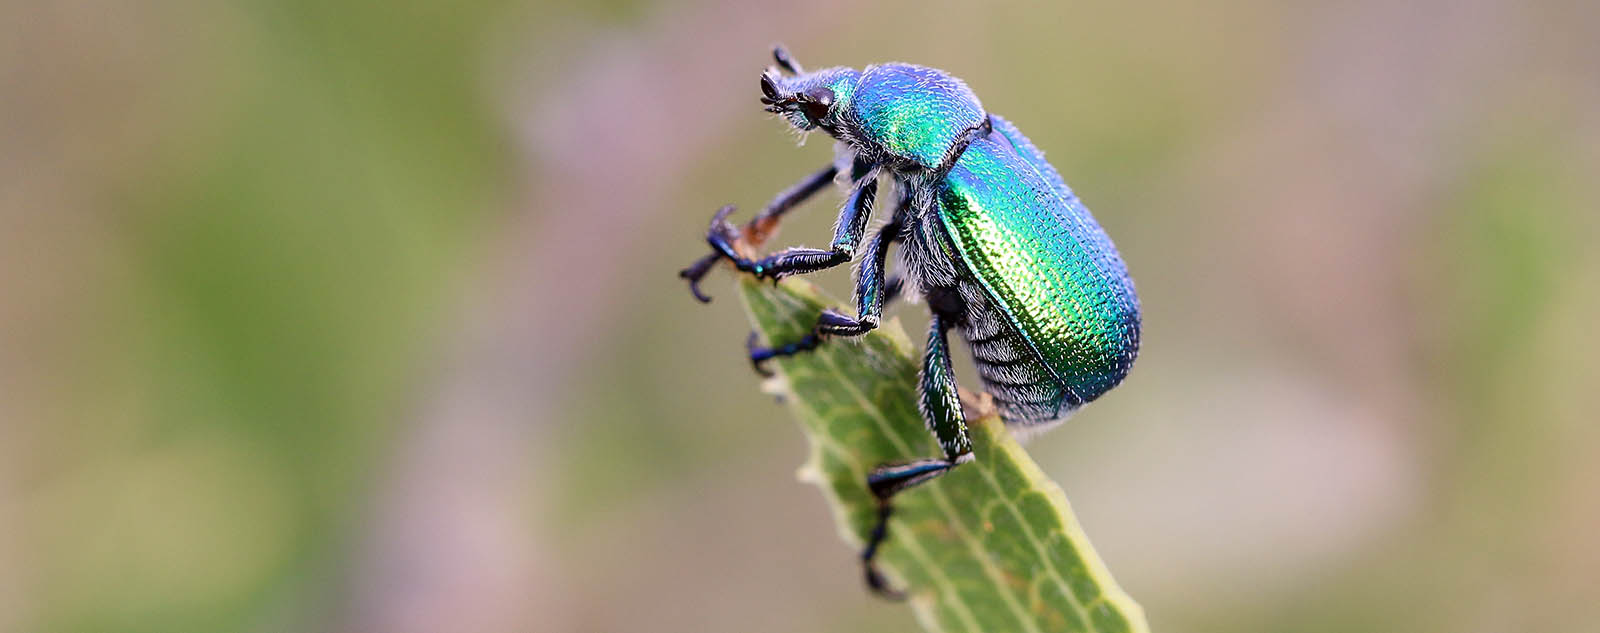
[858,311,974,599]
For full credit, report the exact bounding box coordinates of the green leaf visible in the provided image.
[740,277,1150,633]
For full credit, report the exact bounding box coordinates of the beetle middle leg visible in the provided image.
[860,310,974,599]
[747,214,901,375]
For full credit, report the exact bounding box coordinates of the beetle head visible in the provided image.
[759,45,858,135]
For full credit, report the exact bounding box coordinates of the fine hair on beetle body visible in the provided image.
[679,44,1141,599]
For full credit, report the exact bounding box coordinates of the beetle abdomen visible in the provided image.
[900,214,1082,426]
[935,120,1141,419]
[959,281,1083,424]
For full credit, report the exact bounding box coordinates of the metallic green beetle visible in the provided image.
[680,46,1141,597]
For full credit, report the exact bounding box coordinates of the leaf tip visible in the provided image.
[795,462,823,485]
[758,372,790,401]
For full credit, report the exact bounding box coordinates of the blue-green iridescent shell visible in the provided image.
[766,58,1139,423]
[935,117,1141,410]
[848,64,985,169]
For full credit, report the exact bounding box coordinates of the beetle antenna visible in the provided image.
[772,44,802,75]
[760,71,784,107]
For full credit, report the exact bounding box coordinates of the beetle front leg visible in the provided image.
[679,163,839,302]
[709,170,877,282]
[860,311,974,599]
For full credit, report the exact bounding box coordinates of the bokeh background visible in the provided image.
[4,1,1599,632]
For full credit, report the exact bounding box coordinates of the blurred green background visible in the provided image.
[3,1,1598,632]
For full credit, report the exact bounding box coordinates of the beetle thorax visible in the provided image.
[844,64,987,171]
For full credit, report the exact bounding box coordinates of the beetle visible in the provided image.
[679,46,1141,598]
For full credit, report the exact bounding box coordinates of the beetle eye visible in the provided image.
[800,87,834,121]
